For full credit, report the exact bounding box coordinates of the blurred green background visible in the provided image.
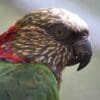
[0,0,100,100]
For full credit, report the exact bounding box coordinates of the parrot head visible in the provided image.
[4,8,92,83]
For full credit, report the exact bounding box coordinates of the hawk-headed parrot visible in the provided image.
[0,8,92,100]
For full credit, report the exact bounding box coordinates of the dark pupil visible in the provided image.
[54,29,63,37]
[48,23,68,39]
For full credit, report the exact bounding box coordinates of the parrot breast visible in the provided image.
[0,25,70,84]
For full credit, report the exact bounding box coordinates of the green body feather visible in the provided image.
[0,60,59,100]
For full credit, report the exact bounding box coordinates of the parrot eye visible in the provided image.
[47,23,70,40]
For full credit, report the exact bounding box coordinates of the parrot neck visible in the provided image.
[0,25,23,63]
[0,25,72,86]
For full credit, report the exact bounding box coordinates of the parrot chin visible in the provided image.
[73,39,92,71]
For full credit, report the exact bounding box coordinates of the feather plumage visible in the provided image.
[0,8,92,100]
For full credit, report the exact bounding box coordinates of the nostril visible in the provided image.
[82,33,88,38]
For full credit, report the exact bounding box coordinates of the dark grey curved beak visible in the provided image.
[73,39,92,71]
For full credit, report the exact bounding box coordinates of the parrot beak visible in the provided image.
[73,39,92,71]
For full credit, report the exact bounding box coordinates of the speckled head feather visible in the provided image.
[1,8,91,85]
[17,8,88,31]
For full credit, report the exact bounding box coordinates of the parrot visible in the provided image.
[0,8,92,100]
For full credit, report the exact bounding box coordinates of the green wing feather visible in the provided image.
[0,60,59,100]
